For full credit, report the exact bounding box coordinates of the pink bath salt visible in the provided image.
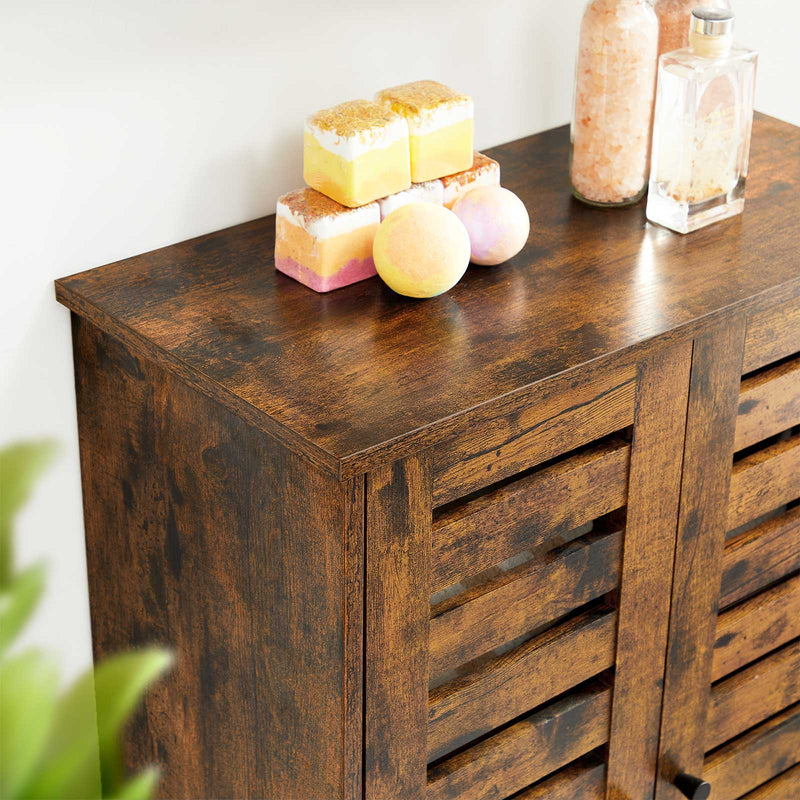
[570,0,659,205]
[655,0,731,57]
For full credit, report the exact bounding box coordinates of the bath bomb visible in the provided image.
[373,203,470,298]
[452,186,530,266]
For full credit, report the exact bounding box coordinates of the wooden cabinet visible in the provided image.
[57,114,800,800]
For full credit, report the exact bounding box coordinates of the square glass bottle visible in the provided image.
[647,9,758,234]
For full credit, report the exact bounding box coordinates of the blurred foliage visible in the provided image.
[0,441,172,799]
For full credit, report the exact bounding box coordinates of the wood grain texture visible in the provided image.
[742,296,800,375]
[655,318,747,800]
[427,608,616,762]
[719,506,800,610]
[607,342,693,800]
[56,115,800,478]
[703,704,800,800]
[365,454,431,800]
[72,316,357,800]
[727,434,800,531]
[427,681,611,800]
[431,437,629,592]
[514,755,606,800]
[429,527,622,676]
[735,355,800,452]
[432,364,635,505]
[712,574,800,682]
[738,764,800,799]
[707,640,800,750]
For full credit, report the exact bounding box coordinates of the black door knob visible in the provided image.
[674,772,711,800]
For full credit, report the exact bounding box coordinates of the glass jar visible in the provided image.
[570,0,659,206]
[655,0,732,57]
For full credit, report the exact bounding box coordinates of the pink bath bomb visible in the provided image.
[452,186,530,265]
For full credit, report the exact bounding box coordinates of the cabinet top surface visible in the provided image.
[57,114,800,475]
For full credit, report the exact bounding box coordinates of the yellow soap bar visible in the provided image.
[441,152,500,209]
[376,80,474,183]
[304,100,411,208]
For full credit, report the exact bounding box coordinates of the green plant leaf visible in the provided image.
[0,440,58,585]
[0,562,46,656]
[112,767,160,800]
[0,649,59,798]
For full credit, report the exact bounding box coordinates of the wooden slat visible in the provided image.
[703,704,800,800]
[742,296,800,374]
[431,437,629,593]
[655,318,747,800]
[707,640,800,750]
[427,681,611,800]
[739,764,800,799]
[427,607,616,761]
[365,454,431,800]
[514,755,606,800]
[720,506,800,610]
[429,527,622,675]
[607,341,694,800]
[736,355,800,451]
[728,434,800,531]
[712,574,800,682]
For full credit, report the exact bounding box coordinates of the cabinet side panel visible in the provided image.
[72,315,355,800]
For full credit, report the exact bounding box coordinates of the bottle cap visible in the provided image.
[690,8,735,38]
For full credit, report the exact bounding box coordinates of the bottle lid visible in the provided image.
[690,8,735,38]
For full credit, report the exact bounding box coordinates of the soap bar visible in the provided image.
[378,179,443,220]
[441,152,501,209]
[376,81,473,182]
[304,100,411,207]
[275,188,379,293]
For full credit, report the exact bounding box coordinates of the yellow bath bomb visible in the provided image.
[373,203,470,298]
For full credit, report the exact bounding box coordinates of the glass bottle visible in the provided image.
[570,0,659,207]
[655,0,731,58]
[647,9,758,234]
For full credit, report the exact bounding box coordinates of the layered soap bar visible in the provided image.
[304,100,411,207]
[378,179,443,220]
[275,188,379,293]
[441,152,500,209]
[376,81,473,183]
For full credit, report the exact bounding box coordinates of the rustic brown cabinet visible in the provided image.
[58,114,799,800]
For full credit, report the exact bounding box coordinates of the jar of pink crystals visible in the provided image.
[655,0,731,57]
[570,0,659,206]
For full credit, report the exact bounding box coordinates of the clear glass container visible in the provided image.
[647,9,757,233]
[570,0,659,207]
[654,0,731,58]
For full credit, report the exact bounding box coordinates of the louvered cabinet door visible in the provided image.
[363,342,695,800]
[657,304,800,800]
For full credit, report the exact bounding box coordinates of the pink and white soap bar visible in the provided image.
[275,188,379,293]
[377,179,444,220]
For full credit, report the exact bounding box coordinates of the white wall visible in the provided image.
[2,0,798,685]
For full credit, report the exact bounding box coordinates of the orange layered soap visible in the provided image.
[304,100,411,207]
[441,152,501,209]
[376,81,474,182]
[275,188,379,293]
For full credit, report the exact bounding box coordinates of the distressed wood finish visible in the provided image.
[742,297,800,375]
[735,355,800,452]
[739,765,800,799]
[427,681,612,800]
[365,454,431,800]
[72,316,358,800]
[727,435,800,531]
[719,506,800,610]
[703,705,800,800]
[707,640,800,750]
[712,574,800,682]
[430,437,629,593]
[515,756,606,800]
[655,318,747,800]
[429,527,623,675]
[607,342,693,800]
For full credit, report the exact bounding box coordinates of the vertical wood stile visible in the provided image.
[655,315,748,800]
[606,341,694,800]
[365,453,432,800]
